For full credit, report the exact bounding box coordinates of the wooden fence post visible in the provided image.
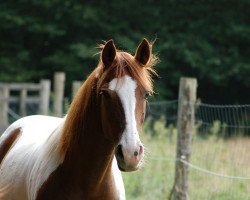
[53,72,65,117]
[0,86,9,133]
[20,89,27,117]
[170,77,197,200]
[72,81,82,98]
[39,80,51,115]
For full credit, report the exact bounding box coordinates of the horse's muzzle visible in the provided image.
[115,144,144,172]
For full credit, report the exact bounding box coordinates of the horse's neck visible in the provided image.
[64,106,115,187]
[63,143,115,198]
[56,84,116,197]
[37,114,117,200]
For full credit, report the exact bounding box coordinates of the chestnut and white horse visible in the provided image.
[0,39,157,200]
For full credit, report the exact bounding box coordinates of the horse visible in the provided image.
[0,38,157,200]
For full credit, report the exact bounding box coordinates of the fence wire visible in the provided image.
[147,156,250,181]
[146,100,250,199]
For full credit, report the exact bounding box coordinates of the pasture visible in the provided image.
[123,120,250,200]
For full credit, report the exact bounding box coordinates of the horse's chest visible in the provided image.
[36,182,119,200]
[35,167,120,200]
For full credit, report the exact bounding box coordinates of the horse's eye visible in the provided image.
[100,90,110,98]
[144,91,150,100]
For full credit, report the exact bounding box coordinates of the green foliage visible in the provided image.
[0,0,250,102]
[144,116,177,141]
[153,116,168,137]
[210,120,222,138]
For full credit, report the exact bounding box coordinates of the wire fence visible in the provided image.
[145,100,250,199]
[196,103,250,136]
[147,100,250,137]
[147,156,250,181]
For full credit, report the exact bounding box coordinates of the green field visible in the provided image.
[123,132,250,200]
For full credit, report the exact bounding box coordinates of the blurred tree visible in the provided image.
[0,0,249,103]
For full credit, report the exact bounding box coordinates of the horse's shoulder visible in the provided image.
[0,115,64,160]
[9,115,63,142]
[12,115,64,128]
[0,116,66,199]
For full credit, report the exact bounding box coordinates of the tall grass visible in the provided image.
[122,119,250,200]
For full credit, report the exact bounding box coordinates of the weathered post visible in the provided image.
[72,81,82,98]
[39,80,51,115]
[19,89,27,116]
[0,86,10,133]
[53,72,65,117]
[170,77,197,200]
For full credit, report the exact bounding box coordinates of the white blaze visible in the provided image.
[109,75,141,152]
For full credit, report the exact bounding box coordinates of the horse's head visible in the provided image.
[96,39,157,172]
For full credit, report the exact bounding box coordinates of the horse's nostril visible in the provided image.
[116,144,124,160]
[134,145,143,157]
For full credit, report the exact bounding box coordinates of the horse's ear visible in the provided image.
[102,40,116,70]
[135,38,151,65]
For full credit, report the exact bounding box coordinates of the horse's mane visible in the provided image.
[59,44,158,155]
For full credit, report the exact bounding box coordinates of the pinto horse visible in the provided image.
[0,38,157,200]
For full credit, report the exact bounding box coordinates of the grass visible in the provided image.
[122,133,250,200]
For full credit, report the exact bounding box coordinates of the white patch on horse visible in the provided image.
[112,158,126,200]
[109,76,141,154]
[0,115,65,200]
